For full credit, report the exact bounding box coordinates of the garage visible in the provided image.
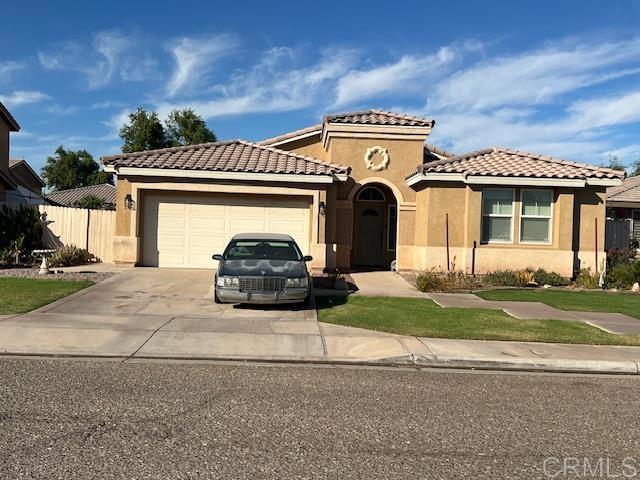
[142,193,311,268]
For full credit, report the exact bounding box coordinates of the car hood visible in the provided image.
[218,259,307,277]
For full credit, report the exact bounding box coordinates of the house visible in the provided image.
[102,109,624,277]
[0,101,20,203]
[606,175,640,246]
[46,183,117,209]
[6,159,45,206]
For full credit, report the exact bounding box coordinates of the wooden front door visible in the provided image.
[355,204,385,267]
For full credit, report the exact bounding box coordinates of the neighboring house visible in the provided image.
[606,175,640,246]
[102,109,624,276]
[45,183,117,209]
[6,159,45,206]
[0,101,20,204]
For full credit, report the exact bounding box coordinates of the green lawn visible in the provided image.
[0,278,93,314]
[316,295,640,346]
[476,289,640,320]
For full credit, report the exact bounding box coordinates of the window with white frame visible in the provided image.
[520,189,553,243]
[481,188,514,243]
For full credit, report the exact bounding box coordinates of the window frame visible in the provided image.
[519,188,554,245]
[481,188,515,244]
[357,186,386,202]
[387,204,397,251]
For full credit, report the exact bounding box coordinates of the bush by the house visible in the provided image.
[607,246,637,270]
[415,271,482,293]
[606,261,640,290]
[484,270,519,287]
[48,245,94,267]
[532,268,570,287]
[573,268,600,289]
[0,205,42,265]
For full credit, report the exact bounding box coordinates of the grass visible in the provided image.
[476,289,640,320]
[315,295,640,346]
[0,278,93,314]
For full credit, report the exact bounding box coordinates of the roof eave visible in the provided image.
[0,102,20,131]
[405,172,622,188]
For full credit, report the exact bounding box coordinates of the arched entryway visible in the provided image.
[352,183,398,269]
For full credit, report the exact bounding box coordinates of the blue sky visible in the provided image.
[3,0,640,173]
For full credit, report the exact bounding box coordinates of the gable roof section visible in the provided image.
[0,102,20,131]
[101,140,350,182]
[607,175,640,204]
[258,124,322,146]
[324,109,434,128]
[9,159,45,187]
[407,147,624,187]
[45,183,116,207]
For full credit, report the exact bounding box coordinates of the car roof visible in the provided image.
[230,233,295,241]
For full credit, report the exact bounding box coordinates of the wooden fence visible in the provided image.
[39,205,116,263]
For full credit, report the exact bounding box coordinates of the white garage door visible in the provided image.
[142,193,311,268]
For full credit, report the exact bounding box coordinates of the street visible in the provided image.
[1,359,639,479]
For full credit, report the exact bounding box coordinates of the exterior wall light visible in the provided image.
[125,194,135,210]
[319,201,326,216]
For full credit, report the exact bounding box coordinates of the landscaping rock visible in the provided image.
[632,282,640,293]
[0,267,112,283]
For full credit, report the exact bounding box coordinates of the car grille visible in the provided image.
[239,276,286,293]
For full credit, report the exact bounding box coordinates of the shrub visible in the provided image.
[532,268,570,287]
[606,261,640,290]
[0,204,42,256]
[574,268,600,289]
[48,245,94,267]
[484,270,519,287]
[415,271,481,293]
[607,247,636,269]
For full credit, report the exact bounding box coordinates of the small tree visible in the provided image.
[629,158,640,177]
[119,108,170,153]
[603,154,627,172]
[42,146,113,191]
[165,108,217,146]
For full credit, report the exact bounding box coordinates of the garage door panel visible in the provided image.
[143,194,311,268]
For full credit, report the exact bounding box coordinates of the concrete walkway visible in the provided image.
[428,292,640,335]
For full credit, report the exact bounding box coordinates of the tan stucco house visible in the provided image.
[102,110,624,277]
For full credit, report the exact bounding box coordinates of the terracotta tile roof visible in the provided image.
[46,183,116,207]
[324,109,434,128]
[258,124,322,145]
[607,175,640,203]
[424,143,455,161]
[101,140,350,177]
[409,147,625,181]
[0,101,19,131]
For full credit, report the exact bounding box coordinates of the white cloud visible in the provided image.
[165,34,237,97]
[158,47,357,118]
[38,30,153,89]
[334,47,463,107]
[0,61,25,82]
[0,90,50,108]
[428,37,640,112]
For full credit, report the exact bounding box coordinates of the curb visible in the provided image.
[0,351,638,375]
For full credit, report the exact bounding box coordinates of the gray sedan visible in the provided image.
[213,233,312,305]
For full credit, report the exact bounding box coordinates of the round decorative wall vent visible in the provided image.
[364,146,390,171]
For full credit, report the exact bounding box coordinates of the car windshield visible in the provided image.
[223,240,302,261]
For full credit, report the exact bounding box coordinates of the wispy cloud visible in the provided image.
[158,46,357,118]
[38,30,154,89]
[0,90,50,108]
[0,61,25,82]
[165,34,237,97]
[334,42,483,107]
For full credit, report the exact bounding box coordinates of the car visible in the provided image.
[212,233,313,305]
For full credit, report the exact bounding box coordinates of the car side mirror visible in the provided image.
[303,255,313,262]
[212,254,222,261]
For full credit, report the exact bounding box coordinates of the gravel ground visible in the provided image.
[1,359,639,479]
[0,267,113,283]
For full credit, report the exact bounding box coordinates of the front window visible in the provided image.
[481,188,514,243]
[520,189,553,243]
[223,240,302,261]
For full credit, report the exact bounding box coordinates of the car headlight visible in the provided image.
[286,277,308,288]
[216,276,239,287]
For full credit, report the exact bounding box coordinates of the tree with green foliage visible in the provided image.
[73,195,107,210]
[42,146,113,191]
[165,108,217,146]
[603,154,627,172]
[629,158,640,177]
[119,108,170,153]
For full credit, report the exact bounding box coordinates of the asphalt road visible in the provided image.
[1,359,639,479]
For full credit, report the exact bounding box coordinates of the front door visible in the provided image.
[355,205,385,267]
